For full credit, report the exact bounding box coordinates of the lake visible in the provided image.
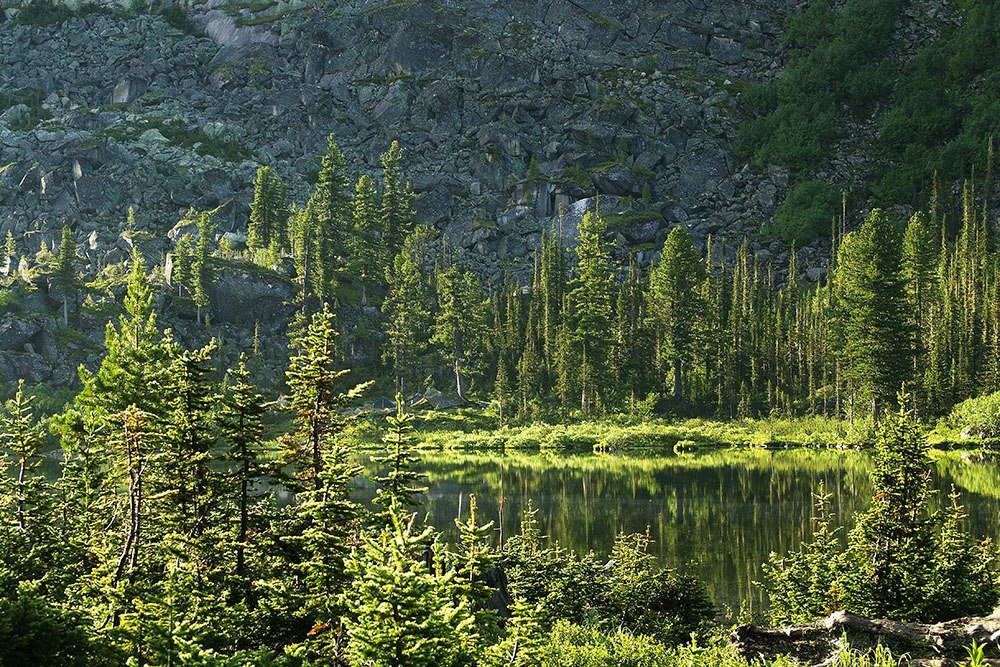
[357,448,1000,619]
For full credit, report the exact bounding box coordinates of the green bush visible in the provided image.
[767,180,841,244]
[947,390,1000,439]
[0,583,106,666]
[766,408,998,624]
[738,0,904,175]
[537,622,673,667]
[502,508,713,645]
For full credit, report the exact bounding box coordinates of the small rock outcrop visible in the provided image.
[732,611,1000,666]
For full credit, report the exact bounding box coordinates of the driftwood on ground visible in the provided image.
[731,611,1000,666]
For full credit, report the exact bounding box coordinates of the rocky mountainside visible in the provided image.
[0,0,808,278]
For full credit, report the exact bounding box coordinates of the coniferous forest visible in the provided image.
[4,0,1000,665]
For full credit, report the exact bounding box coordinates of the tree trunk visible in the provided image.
[63,295,69,328]
[237,444,248,581]
[672,357,683,402]
[455,360,467,402]
[732,611,1000,666]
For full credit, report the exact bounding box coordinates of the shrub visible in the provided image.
[947,390,1000,439]
[765,406,999,624]
[0,582,104,666]
[537,622,673,667]
[767,180,841,244]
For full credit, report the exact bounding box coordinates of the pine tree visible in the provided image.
[247,165,288,255]
[450,494,498,641]
[432,254,489,401]
[218,355,267,589]
[53,225,80,328]
[310,133,352,302]
[0,381,49,536]
[288,202,319,314]
[565,210,614,412]
[383,227,434,395]
[380,141,415,262]
[77,251,168,419]
[351,174,384,306]
[283,304,373,490]
[648,226,705,402]
[833,209,913,421]
[285,444,365,661]
[3,230,15,265]
[171,234,194,299]
[902,211,939,413]
[159,339,219,544]
[342,505,477,667]
[190,211,215,326]
[372,395,427,514]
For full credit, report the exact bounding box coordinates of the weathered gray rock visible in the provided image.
[0,313,40,351]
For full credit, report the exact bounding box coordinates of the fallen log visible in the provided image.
[731,611,1000,666]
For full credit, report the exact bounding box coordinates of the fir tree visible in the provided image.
[372,394,427,514]
[648,226,705,402]
[342,505,477,667]
[247,165,288,255]
[53,225,80,328]
[379,141,415,262]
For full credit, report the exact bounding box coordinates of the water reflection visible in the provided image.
[357,449,1000,618]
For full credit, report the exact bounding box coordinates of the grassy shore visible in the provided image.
[344,405,999,454]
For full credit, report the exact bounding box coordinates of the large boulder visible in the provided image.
[0,312,40,351]
[0,351,51,385]
[206,260,297,332]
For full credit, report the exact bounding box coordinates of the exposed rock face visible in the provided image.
[0,0,799,280]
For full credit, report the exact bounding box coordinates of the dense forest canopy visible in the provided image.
[4,0,1000,664]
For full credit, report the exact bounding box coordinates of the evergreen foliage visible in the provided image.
[766,402,998,624]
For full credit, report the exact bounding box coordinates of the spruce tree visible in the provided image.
[379,141,415,262]
[382,227,434,395]
[565,210,614,412]
[648,226,705,402]
[53,225,80,328]
[247,165,289,256]
[833,209,913,421]
[190,211,214,326]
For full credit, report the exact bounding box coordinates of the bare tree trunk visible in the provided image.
[672,357,683,402]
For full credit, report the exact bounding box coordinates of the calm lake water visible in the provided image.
[358,448,1000,618]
